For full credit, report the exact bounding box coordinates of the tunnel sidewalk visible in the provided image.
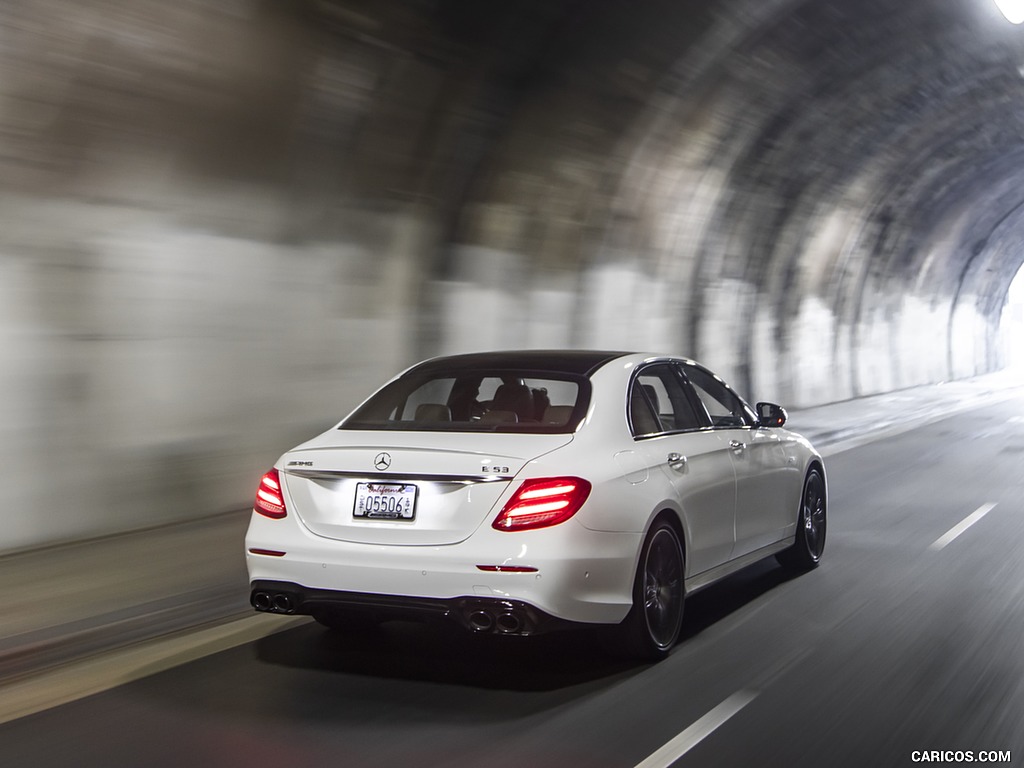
[0,511,252,686]
[1,369,1021,686]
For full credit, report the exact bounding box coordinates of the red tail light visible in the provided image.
[492,477,591,532]
[254,469,287,519]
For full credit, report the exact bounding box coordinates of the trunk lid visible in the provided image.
[279,430,572,545]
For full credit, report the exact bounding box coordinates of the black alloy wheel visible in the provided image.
[619,519,685,661]
[777,468,826,572]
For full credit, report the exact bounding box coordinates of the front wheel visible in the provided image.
[776,468,826,572]
[614,519,685,662]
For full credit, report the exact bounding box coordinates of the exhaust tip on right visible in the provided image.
[272,593,294,613]
[495,612,521,633]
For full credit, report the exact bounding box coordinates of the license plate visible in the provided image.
[354,483,417,520]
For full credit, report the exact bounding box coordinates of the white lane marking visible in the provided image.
[929,503,998,551]
[634,689,758,768]
[0,615,308,725]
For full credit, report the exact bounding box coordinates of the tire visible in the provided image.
[776,468,826,572]
[615,518,685,662]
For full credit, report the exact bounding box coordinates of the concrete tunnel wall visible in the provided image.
[2,0,1024,552]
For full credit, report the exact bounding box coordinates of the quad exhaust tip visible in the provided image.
[252,590,296,614]
[466,609,525,634]
[495,612,521,633]
[273,593,294,613]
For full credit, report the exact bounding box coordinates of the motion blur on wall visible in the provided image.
[2,0,1023,551]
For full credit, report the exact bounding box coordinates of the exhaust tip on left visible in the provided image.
[252,590,297,613]
[252,591,273,611]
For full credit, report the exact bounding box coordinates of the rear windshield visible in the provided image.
[340,370,589,433]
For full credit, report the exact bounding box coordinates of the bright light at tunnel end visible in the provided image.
[995,0,1024,24]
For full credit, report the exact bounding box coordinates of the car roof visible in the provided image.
[406,350,634,377]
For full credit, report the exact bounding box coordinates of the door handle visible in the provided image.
[667,452,688,469]
[729,440,746,451]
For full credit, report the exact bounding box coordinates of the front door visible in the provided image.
[680,363,791,557]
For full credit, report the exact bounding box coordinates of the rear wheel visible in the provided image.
[616,519,685,661]
[776,468,826,572]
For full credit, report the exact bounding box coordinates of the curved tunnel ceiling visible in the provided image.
[371,0,1024,401]
[3,0,1024,404]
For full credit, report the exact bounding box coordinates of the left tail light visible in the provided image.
[492,477,591,532]
[254,469,287,519]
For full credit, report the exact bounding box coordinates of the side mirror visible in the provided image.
[756,401,787,428]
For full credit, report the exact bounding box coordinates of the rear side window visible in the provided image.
[629,364,702,437]
[341,371,587,433]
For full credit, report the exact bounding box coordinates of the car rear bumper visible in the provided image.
[245,510,640,625]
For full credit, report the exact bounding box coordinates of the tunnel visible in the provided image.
[2,0,1024,551]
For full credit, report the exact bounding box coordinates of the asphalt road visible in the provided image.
[3,395,1023,767]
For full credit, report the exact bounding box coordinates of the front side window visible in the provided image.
[683,364,755,428]
[341,370,587,433]
[629,364,702,437]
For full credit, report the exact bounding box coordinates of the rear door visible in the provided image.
[629,364,737,576]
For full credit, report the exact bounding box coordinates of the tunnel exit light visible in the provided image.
[1002,263,1024,371]
[995,0,1024,24]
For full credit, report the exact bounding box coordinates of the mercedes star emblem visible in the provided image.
[373,452,392,471]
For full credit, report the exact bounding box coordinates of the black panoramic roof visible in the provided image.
[407,350,631,377]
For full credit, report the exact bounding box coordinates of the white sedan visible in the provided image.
[245,351,826,660]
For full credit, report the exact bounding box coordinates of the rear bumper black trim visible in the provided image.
[249,580,575,636]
